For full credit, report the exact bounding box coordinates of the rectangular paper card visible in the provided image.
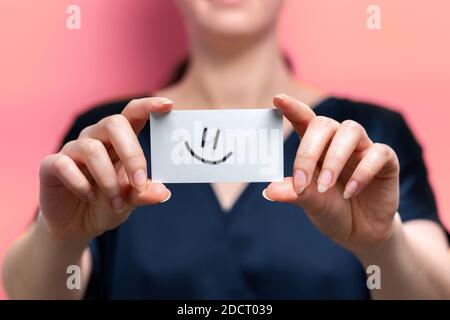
[150,109,284,183]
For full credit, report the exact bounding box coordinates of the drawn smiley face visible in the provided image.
[184,127,233,165]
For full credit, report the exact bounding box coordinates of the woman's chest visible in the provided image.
[105,186,369,299]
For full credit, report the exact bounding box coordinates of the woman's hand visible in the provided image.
[38,97,173,243]
[266,94,400,254]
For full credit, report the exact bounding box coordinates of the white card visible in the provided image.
[150,109,284,183]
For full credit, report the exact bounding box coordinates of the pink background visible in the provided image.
[1,0,449,299]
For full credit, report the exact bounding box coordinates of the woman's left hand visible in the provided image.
[265,94,401,254]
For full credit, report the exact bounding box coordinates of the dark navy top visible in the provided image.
[60,97,446,299]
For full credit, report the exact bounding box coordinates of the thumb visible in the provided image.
[128,180,171,206]
[264,177,351,239]
[264,177,327,217]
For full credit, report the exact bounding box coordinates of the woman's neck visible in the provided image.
[170,29,302,108]
[157,27,325,112]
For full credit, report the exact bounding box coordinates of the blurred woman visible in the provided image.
[3,0,450,299]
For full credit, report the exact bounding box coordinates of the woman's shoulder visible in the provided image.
[320,97,403,127]
[76,96,144,126]
[60,95,146,146]
[322,96,422,156]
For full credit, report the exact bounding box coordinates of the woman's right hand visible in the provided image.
[38,97,173,243]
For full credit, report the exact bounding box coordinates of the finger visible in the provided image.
[317,120,372,193]
[121,97,173,133]
[40,154,96,202]
[273,93,316,136]
[79,114,148,192]
[128,181,172,206]
[292,116,340,194]
[343,143,399,199]
[61,139,125,213]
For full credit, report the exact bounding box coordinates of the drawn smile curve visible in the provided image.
[184,141,233,165]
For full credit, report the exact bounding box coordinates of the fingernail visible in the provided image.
[133,169,147,192]
[275,93,288,101]
[86,190,97,203]
[343,180,358,199]
[111,195,125,213]
[159,98,173,105]
[294,169,307,194]
[160,190,172,203]
[317,169,333,193]
[262,188,274,202]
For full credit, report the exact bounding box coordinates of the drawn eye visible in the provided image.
[184,127,233,165]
